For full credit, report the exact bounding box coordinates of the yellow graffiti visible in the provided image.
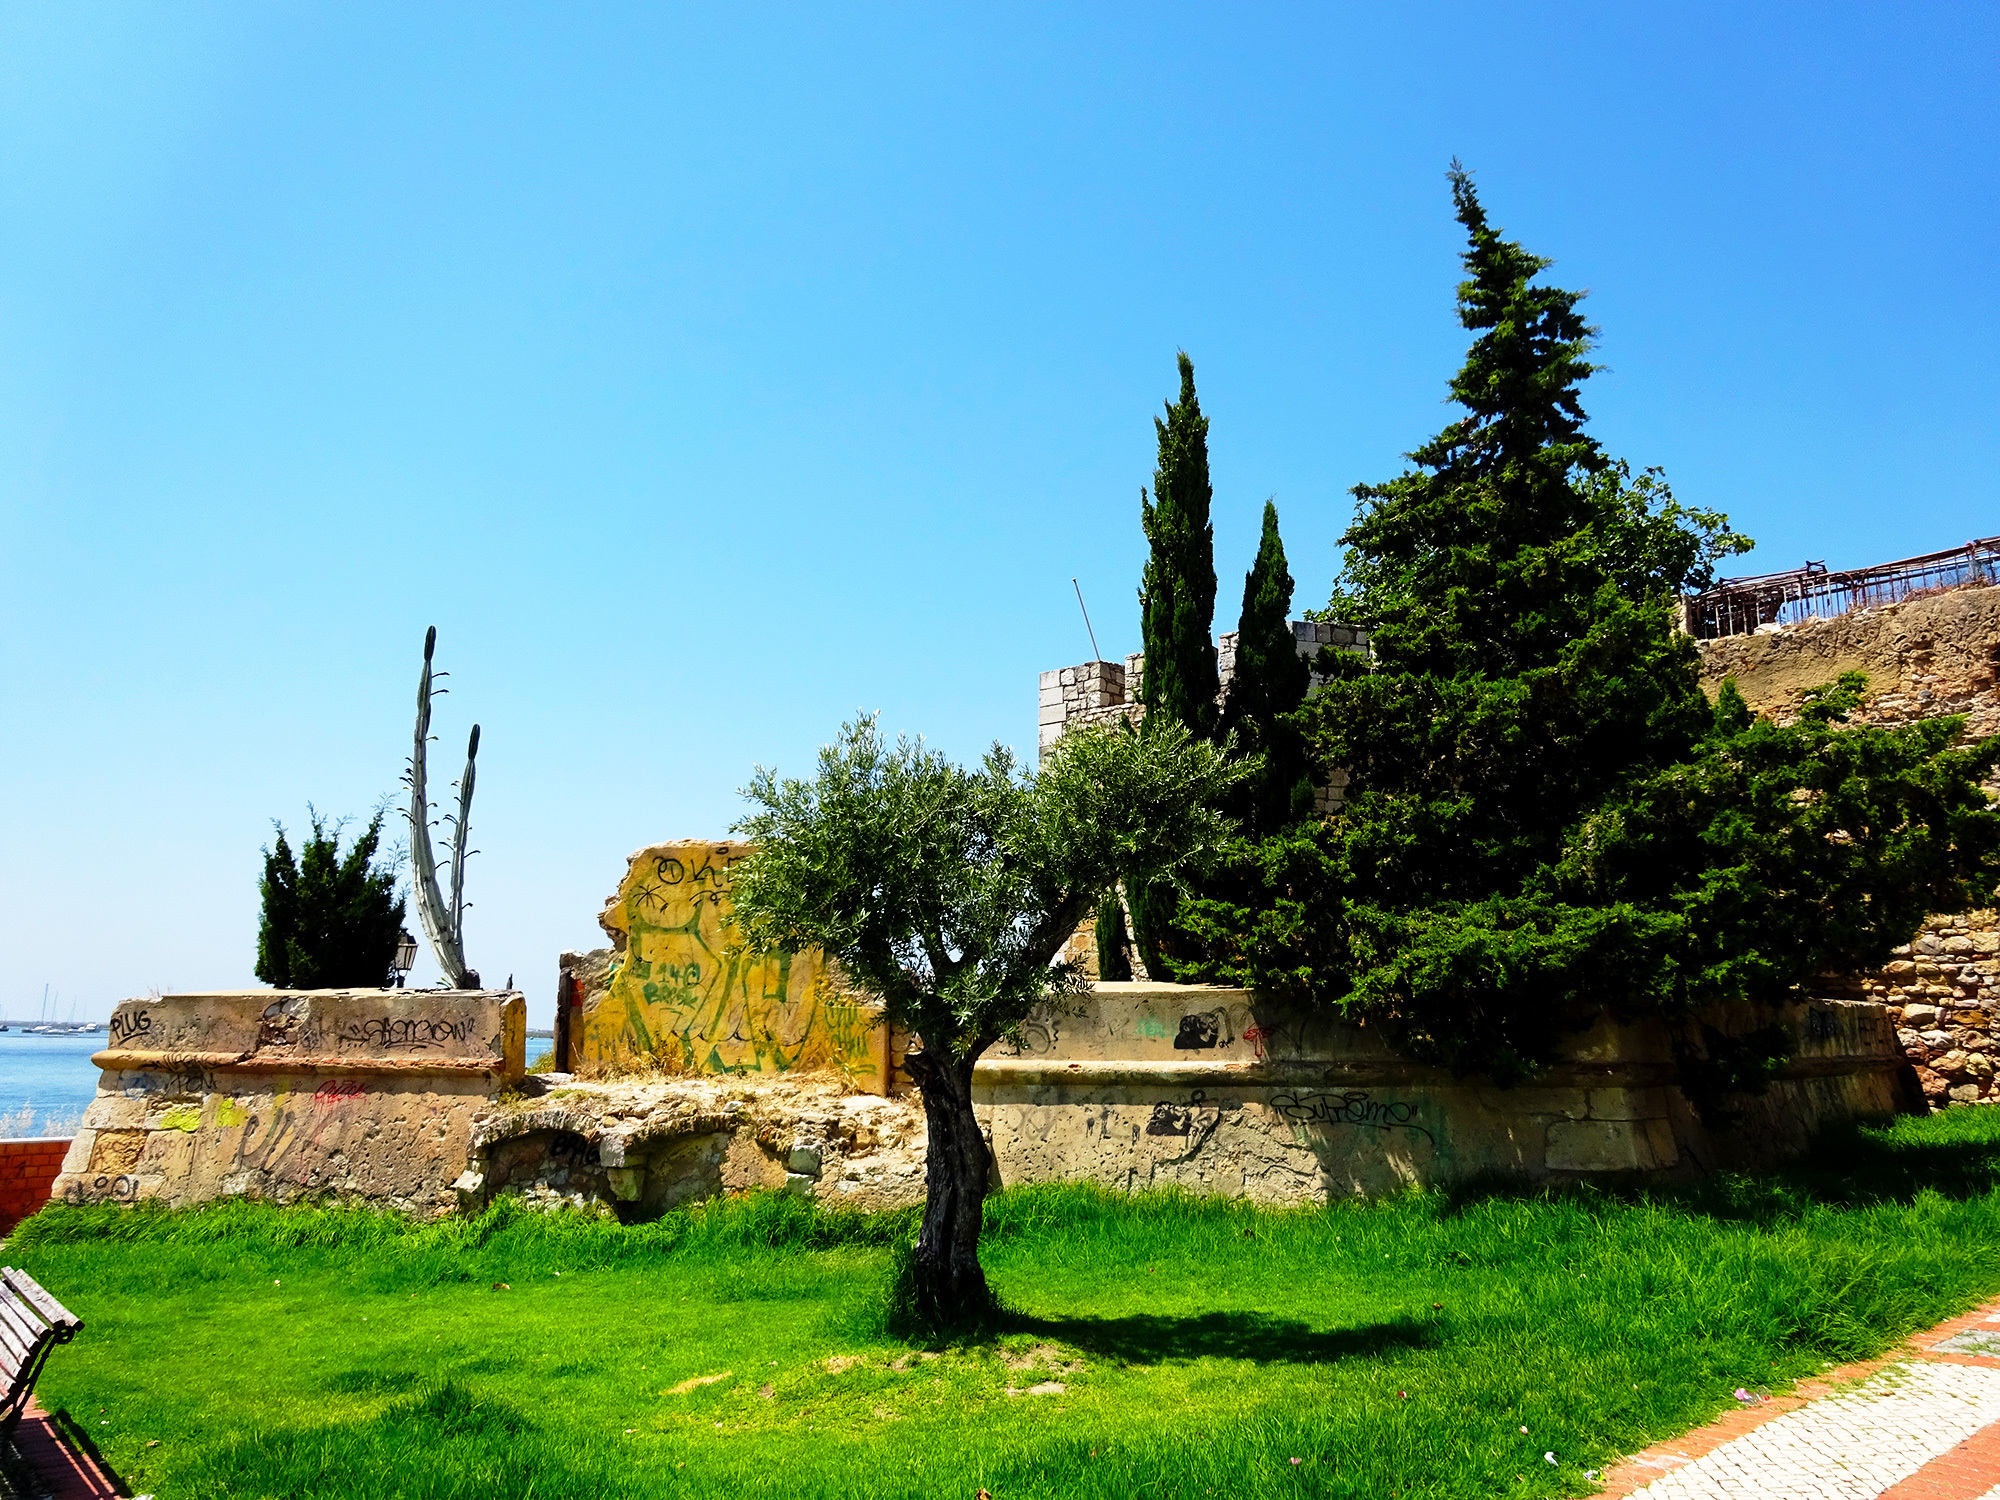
[214,1097,249,1128]
[580,840,882,1083]
[158,1105,202,1133]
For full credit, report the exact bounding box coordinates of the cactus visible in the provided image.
[406,626,481,988]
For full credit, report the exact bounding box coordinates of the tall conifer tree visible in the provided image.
[1179,165,1998,1085]
[1138,352,1220,739]
[1222,500,1311,833]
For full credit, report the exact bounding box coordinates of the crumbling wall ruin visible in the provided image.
[562,839,896,1091]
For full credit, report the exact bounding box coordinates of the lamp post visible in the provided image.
[390,929,418,989]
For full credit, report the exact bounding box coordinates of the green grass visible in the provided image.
[11,1106,2000,1499]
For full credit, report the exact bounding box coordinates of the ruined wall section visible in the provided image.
[1696,584,2000,1108]
[565,840,898,1093]
[976,983,1909,1200]
[52,988,525,1216]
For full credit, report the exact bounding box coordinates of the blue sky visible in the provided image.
[2,4,1993,1023]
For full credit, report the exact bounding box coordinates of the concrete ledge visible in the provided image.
[51,988,527,1217]
[90,1049,509,1074]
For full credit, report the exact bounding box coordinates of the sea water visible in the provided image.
[0,1028,555,1138]
[0,1030,103,1137]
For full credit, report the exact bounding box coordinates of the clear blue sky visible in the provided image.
[2,4,1993,1024]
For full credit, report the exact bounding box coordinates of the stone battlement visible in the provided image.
[1038,619,1370,752]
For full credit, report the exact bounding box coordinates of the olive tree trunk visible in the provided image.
[905,1047,994,1329]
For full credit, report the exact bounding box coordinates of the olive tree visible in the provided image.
[729,714,1241,1329]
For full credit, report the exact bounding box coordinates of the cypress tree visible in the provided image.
[1138,351,1220,739]
[1222,500,1312,834]
[256,810,408,988]
[1093,893,1132,981]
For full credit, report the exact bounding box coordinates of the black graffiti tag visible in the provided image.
[107,1010,153,1045]
[1268,1090,1435,1146]
[1173,1011,1222,1050]
[335,1015,475,1050]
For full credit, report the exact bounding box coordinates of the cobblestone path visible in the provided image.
[1601,1302,2000,1499]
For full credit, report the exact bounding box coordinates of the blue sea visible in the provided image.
[0,1029,555,1139]
[0,1029,104,1137]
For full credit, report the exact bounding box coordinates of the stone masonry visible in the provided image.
[1696,583,2000,1109]
[1039,619,1370,816]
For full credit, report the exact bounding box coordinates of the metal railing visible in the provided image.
[1688,536,2000,639]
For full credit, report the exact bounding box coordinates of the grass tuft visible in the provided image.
[11,1106,2000,1498]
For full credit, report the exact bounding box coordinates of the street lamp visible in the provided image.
[390,929,419,989]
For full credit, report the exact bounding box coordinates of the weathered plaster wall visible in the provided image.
[568,840,893,1090]
[1696,584,2000,1108]
[51,989,524,1216]
[975,984,1911,1202]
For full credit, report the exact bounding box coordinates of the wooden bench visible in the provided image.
[0,1267,82,1440]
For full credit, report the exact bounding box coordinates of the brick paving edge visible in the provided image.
[1592,1298,2000,1498]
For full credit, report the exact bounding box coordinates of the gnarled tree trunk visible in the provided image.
[906,1047,994,1329]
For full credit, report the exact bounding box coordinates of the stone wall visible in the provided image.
[1824,914,2000,1107]
[976,983,1913,1202]
[459,1073,927,1219]
[1696,583,2000,741]
[1037,619,1370,755]
[564,839,895,1092]
[1695,583,2000,1109]
[51,988,524,1216]
[0,1137,69,1234]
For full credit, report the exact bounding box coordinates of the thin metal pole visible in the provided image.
[1072,578,1103,663]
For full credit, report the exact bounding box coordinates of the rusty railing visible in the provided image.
[1687,536,2000,640]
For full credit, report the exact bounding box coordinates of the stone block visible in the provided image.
[787,1144,824,1178]
[82,1094,147,1130]
[87,1130,146,1173]
[783,1172,815,1197]
[1902,1003,1942,1027]
[605,1167,644,1201]
[1641,1117,1678,1168]
[1586,1088,1658,1121]
[59,1132,94,1176]
[1545,1120,1644,1172]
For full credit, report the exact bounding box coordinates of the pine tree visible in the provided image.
[256,810,408,989]
[1222,500,1312,834]
[1138,351,1220,740]
[1180,165,1999,1082]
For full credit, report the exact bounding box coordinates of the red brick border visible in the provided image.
[1595,1298,2000,1497]
[1877,1420,2000,1499]
[8,1397,121,1499]
[0,1137,71,1234]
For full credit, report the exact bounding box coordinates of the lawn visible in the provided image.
[11,1107,2000,1500]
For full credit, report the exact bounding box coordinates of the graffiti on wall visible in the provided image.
[1270,1090,1435,1146]
[580,840,882,1082]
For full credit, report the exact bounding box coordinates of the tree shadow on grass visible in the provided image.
[1000,1307,1436,1366]
[1434,1109,2000,1222]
